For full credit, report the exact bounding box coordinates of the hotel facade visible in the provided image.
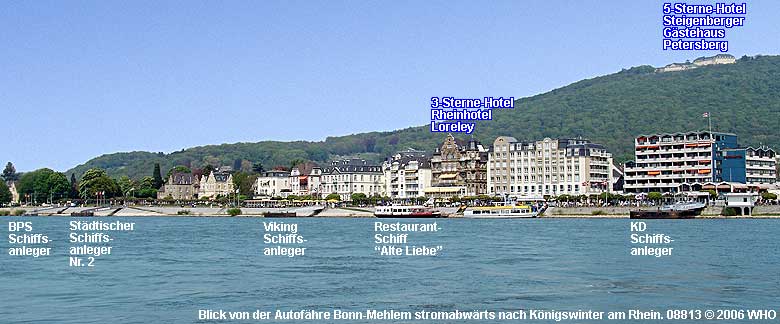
[623,131,776,193]
[320,159,385,201]
[157,172,199,200]
[425,134,488,198]
[487,136,614,198]
[383,150,432,201]
[721,146,777,184]
[199,171,235,198]
[289,162,322,196]
[254,170,291,198]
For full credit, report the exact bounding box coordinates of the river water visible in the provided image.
[1,217,777,323]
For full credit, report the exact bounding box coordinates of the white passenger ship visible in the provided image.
[463,202,540,219]
[374,205,444,218]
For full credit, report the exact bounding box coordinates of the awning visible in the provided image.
[648,171,660,176]
[698,169,711,174]
[438,173,458,180]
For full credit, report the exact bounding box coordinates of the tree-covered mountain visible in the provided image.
[66,55,780,180]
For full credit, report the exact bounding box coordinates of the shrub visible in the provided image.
[647,192,663,201]
[226,208,242,216]
[591,210,606,216]
[721,207,738,216]
[761,192,777,201]
[0,210,9,216]
[177,210,191,215]
[13,209,26,216]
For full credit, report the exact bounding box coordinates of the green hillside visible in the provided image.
[66,55,780,179]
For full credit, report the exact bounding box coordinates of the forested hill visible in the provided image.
[66,55,780,179]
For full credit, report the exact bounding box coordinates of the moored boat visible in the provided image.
[629,201,706,219]
[463,203,540,219]
[374,205,444,218]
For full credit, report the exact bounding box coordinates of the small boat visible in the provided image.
[463,202,540,219]
[374,205,444,218]
[630,201,705,219]
[263,211,298,217]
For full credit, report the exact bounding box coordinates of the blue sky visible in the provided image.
[2,0,778,172]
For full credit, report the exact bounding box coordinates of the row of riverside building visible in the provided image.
[157,131,777,202]
[251,134,624,202]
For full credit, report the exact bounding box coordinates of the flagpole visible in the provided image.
[708,112,714,184]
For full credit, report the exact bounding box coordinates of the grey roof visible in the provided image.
[389,156,432,169]
[322,159,383,174]
[212,172,231,182]
[169,172,196,185]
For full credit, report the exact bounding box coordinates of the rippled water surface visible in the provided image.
[1,217,777,323]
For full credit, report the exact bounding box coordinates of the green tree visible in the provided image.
[350,192,367,204]
[69,173,79,199]
[117,176,136,196]
[17,168,69,203]
[761,192,777,201]
[232,172,257,196]
[0,181,11,205]
[289,159,305,170]
[200,165,215,178]
[325,193,341,201]
[135,176,157,198]
[165,165,192,180]
[252,162,265,174]
[647,192,663,201]
[79,168,120,199]
[140,176,155,190]
[2,162,18,181]
[152,163,164,189]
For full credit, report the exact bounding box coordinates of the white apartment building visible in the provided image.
[623,131,738,193]
[745,146,777,184]
[289,163,321,197]
[321,159,385,201]
[487,137,614,198]
[383,151,432,201]
[254,170,291,198]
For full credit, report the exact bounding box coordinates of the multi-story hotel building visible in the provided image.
[198,171,235,198]
[157,172,199,200]
[383,150,432,201]
[721,146,777,184]
[320,159,385,201]
[487,136,614,198]
[254,170,291,198]
[624,131,739,193]
[289,162,321,197]
[426,134,488,198]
